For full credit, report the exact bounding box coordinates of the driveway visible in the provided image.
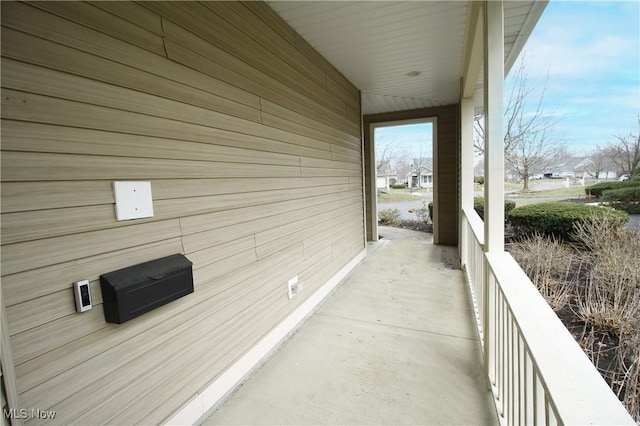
[378,193,431,221]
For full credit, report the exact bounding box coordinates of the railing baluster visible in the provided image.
[461,207,634,426]
[524,347,532,425]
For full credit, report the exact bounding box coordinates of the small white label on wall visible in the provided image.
[113,181,154,221]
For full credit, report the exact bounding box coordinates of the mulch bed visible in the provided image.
[380,220,433,233]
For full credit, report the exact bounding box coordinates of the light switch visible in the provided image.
[113,181,154,221]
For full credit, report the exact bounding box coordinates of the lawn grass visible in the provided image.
[379,183,589,204]
[377,188,430,203]
[507,186,587,198]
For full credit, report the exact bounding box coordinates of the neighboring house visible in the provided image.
[376,159,398,189]
[542,156,589,179]
[407,158,433,189]
[1,2,633,425]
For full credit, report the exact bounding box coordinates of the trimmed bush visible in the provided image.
[601,187,640,214]
[473,197,516,221]
[474,176,485,185]
[378,208,401,224]
[390,183,408,189]
[508,202,628,241]
[585,180,640,198]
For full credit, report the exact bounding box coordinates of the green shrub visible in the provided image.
[473,197,516,221]
[508,202,628,241]
[601,187,640,214]
[585,180,640,198]
[390,183,408,189]
[474,176,485,185]
[428,202,434,221]
[378,208,401,224]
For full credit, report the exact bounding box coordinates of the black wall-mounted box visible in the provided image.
[100,254,193,324]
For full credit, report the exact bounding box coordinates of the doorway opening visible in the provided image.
[370,118,437,241]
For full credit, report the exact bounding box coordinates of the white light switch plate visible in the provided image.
[113,181,154,221]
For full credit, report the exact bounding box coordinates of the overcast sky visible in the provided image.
[375,0,639,159]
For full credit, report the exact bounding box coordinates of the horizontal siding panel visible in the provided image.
[11,307,108,367]
[331,143,362,159]
[91,1,163,35]
[262,110,359,150]
[6,283,105,336]
[250,0,359,102]
[155,185,352,221]
[103,261,309,426]
[3,186,354,244]
[26,1,165,56]
[350,175,365,192]
[300,157,362,171]
[193,249,258,289]
[152,176,348,201]
[163,29,358,139]
[203,2,326,86]
[2,205,118,245]
[69,280,287,425]
[1,26,261,111]
[1,3,174,83]
[241,1,297,45]
[0,177,347,214]
[2,151,302,182]
[301,166,362,178]
[1,219,182,276]
[1,2,260,111]
[1,180,113,214]
[143,1,347,118]
[182,193,361,254]
[255,202,360,247]
[257,208,361,260]
[1,90,332,160]
[179,190,358,236]
[262,98,360,142]
[2,61,263,128]
[18,244,304,410]
[331,149,362,164]
[303,213,362,259]
[187,236,256,270]
[1,121,298,167]
[4,236,184,309]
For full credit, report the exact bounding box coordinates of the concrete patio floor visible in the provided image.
[202,226,498,425]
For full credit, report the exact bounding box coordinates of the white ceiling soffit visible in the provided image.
[268,1,547,116]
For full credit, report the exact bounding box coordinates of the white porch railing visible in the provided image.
[461,207,635,425]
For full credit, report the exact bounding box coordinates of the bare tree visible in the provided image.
[584,145,612,181]
[607,116,640,178]
[375,135,405,173]
[474,54,563,190]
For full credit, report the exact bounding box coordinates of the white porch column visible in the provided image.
[483,0,504,252]
[460,96,475,265]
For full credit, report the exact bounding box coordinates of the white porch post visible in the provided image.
[483,0,504,252]
[460,96,475,266]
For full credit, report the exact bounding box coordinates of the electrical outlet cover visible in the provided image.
[287,276,301,299]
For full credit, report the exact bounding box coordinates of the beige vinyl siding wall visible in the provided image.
[0,1,364,424]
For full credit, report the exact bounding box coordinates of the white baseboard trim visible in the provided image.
[165,248,367,425]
